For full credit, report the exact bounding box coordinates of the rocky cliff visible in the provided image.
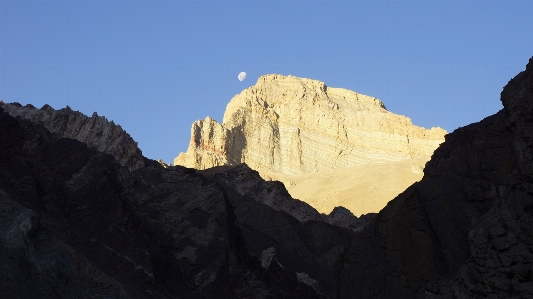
[175,75,446,175]
[0,104,357,298]
[1,57,533,299]
[337,57,533,298]
[1,103,145,171]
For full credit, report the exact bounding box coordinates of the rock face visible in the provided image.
[337,57,533,298]
[0,104,355,298]
[2,57,533,299]
[263,158,430,216]
[175,75,446,175]
[198,164,375,232]
[1,103,145,171]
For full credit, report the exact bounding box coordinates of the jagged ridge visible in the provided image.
[1,103,145,171]
[1,57,532,298]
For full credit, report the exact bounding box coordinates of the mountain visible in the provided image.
[2,103,145,171]
[0,103,357,298]
[1,56,532,298]
[175,74,445,173]
[337,57,533,298]
[174,75,446,215]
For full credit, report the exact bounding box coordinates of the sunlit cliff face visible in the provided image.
[175,74,446,215]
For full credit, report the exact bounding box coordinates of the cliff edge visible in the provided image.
[176,75,446,174]
[175,75,446,215]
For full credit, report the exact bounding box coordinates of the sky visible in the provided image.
[1,1,532,164]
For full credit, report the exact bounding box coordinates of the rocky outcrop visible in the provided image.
[2,57,533,299]
[175,75,446,175]
[0,188,130,298]
[336,57,533,298]
[198,164,376,231]
[0,105,355,298]
[1,103,145,171]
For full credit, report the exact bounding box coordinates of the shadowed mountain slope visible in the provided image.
[0,104,355,298]
[2,103,145,171]
[337,57,533,298]
[0,57,532,298]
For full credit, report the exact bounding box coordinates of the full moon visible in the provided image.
[238,72,246,81]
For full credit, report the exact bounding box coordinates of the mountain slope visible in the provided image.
[176,75,445,174]
[2,103,145,171]
[0,57,532,298]
[0,104,355,298]
[175,75,446,215]
[337,57,533,298]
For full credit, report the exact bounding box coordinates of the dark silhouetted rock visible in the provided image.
[2,103,145,171]
[1,57,533,299]
[336,57,533,298]
[0,105,354,298]
[198,164,375,231]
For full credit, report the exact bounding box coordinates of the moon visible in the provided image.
[238,72,246,81]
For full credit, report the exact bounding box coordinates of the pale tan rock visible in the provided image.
[263,158,428,216]
[176,74,445,173]
[175,116,231,169]
[175,74,446,215]
[157,159,172,168]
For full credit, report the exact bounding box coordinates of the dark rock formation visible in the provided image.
[0,105,354,298]
[1,57,533,299]
[1,103,145,171]
[198,164,375,231]
[337,57,533,298]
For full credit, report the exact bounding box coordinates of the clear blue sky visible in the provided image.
[1,1,532,164]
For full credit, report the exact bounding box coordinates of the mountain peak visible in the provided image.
[177,75,445,175]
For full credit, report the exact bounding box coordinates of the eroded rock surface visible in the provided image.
[0,105,354,298]
[1,103,145,171]
[175,75,446,215]
[1,57,533,299]
[175,75,446,175]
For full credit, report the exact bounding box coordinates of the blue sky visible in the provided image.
[1,1,532,164]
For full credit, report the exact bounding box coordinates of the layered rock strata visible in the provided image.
[1,58,533,298]
[175,75,446,175]
[1,103,145,171]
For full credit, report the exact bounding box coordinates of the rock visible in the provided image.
[336,57,533,298]
[0,105,354,298]
[0,191,131,299]
[260,247,276,269]
[197,163,373,231]
[2,103,145,171]
[175,74,446,175]
[157,158,171,168]
[175,74,446,215]
[411,163,424,175]
[326,206,375,232]
[2,57,533,299]
[296,272,321,294]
